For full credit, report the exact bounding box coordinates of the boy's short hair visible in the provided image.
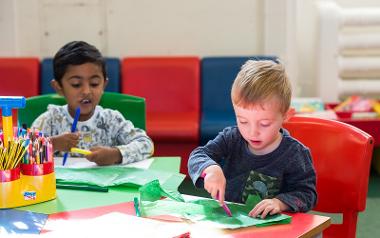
[53,41,107,84]
[231,60,292,113]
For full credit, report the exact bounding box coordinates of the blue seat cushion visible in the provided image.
[40,57,120,94]
[200,56,278,145]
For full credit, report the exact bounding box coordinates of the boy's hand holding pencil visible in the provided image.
[201,166,232,217]
[50,132,80,152]
[202,165,227,204]
[67,146,121,166]
[85,146,122,166]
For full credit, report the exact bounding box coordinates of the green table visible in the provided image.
[17,157,183,214]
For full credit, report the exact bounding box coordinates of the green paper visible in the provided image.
[161,173,186,191]
[55,166,174,187]
[245,194,262,207]
[139,179,184,202]
[141,198,291,229]
[139,181,291,229]
[148,157,181,173]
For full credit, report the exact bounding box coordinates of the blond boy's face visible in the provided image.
[233,97,291,155]
[51,62,107,121]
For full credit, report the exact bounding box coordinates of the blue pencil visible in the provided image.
[62,107,81,166]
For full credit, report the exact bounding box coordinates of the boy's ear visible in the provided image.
[103,78,109,89]
[284,107,296,122]
[50,80,64,96]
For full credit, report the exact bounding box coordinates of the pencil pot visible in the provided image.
[0,162,56,209]
[20,162,56,207]
[0,167,22,208]
[21,162,54,176]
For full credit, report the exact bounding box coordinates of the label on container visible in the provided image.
[23,191,36,200]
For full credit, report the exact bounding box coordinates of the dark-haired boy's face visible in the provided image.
[52,62,107,121]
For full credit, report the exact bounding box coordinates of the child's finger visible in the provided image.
[260,206,272,219]
[217,190,225,204]
[249,202,265,217]
[210,188,219,200]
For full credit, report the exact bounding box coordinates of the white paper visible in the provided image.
[42,212,190,237]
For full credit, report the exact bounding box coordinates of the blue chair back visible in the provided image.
[200,56,278,145]
[40,57,120,93]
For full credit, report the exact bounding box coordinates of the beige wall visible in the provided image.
[1,0,380,97]
[0,0,263,57]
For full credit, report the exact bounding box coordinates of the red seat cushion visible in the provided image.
[147,112,199,141]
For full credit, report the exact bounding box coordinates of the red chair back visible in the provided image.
[0,57,40,127]
[0,58,40,97]
[121,57,200,175]
[122,57,200,114]
[284,116,373,238]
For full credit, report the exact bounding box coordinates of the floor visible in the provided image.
[178,170,380,238]
[357,171,380,237]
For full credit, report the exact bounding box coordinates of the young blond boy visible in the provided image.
[188,60,317,218]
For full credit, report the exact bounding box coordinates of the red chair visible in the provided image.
[0,57,40,127]
[121,57,200,175]
[284,116,373,238]
[0,58,40,97]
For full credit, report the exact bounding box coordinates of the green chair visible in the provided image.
[18,92,146,130]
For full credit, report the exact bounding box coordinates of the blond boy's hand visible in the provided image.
[51,132,79,152]
[85,146,122,166]
[248,198,289,219]
[202,165,226,204]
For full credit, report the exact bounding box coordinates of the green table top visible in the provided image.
[16,157,183,214]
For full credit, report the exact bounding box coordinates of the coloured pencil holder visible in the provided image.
[0,96,56,208]
[0,161,56,209]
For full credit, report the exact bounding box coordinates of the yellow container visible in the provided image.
[0,162,56,209]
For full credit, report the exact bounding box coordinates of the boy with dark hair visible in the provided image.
[32,41,153,166]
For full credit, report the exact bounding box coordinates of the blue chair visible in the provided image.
[200,56,278,145]
[40,58,120,94]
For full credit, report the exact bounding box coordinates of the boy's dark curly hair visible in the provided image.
[53,41,106,84]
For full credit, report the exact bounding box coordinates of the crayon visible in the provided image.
[70,147,92,155]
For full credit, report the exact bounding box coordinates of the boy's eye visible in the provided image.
[90,83,100,87]
[71,84,81,88]
[239,121,248,125]
[260,123,271,127]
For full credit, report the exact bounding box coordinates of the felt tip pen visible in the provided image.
[216,193,232,217]
[62,107,81,166]
[134,197,141,217]
[56,183,109,192]
[71,147,92,155]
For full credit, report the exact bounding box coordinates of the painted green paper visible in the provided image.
[55,166,176,187]
[139,179,184,202]
[139,180,291,229]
